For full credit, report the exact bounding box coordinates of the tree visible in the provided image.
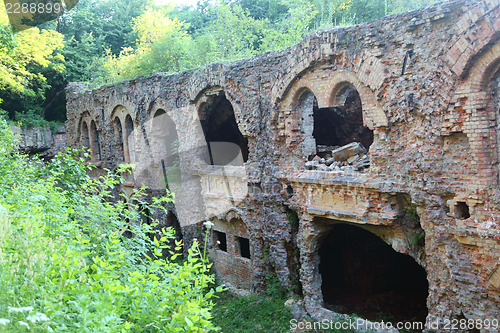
[233,0,289,21]
[0,16,65,125]
[260,0,317,52]
[100,8,193,84]
[204,1,266,60]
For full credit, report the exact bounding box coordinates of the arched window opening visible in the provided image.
[297,90,317,156]
[124,115,135,163]
[81,121,90,149]
[319,223,428,324]
[315,87,373,152]
[303,85,373,172]
[198,90,249,165]
[113,117,125,162]
[90,120,101,161]
[152,109,180,191]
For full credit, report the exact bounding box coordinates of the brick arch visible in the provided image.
[185,64,227,102]
[465,42,500,110]
[273,45,388,105]
[104,88,138,119]
[225,209,249,228]
[148,107,180,189]
[278,65,386,152]
[78,111,91,135]
[444,1,498,78]
[291,86,323,108]
[89,120,102,161]
[328,71,388,129]
[110,105,131,124]
[110,105,128,163]
[149,107,179,135]
[192,85,249,137]
[78,111,93,148]
[444,41,500,190]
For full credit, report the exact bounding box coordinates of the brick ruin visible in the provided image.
[66,0,500,329]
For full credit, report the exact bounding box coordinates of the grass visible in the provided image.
[211,290,366,333]
[212,291,293,333]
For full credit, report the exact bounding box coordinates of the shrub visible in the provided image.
[0,119,222,332]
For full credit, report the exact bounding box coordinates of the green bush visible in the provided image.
[0,119,222,332]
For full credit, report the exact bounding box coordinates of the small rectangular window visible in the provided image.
[455,201,470,219]
[238,237,250,259]
[216,231,227,252]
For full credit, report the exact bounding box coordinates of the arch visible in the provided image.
[295,89,318,156]
[444,6,498,78]
[196,87,249,165]
[318,223,428,323]
[113,117,125,162]
[223,208,244,226]
[151,109,180,190]
[124,114,135,164]
[444,42,500,187]
[328,71,388,129]
[90,120,101,161]
[453,43,500,112]
[290,80,375,161]
[81,121,90,149]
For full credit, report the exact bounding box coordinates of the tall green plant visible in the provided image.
[0,119,222,332]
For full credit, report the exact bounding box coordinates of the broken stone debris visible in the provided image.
[306,142,369,171]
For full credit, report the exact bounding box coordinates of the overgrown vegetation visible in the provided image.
[0,120,222,332]
[0,0,439,126]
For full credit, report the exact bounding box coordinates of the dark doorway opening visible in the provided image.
[113,118,125,162]
[153,109,180,191]
[319,223,428,324]
[313,88,373,151]
[198,91,249,165]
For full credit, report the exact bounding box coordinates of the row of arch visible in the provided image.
[80,83,378,171]
[80,89,249,172]
[80,115,101,161]
[111,112,135,164]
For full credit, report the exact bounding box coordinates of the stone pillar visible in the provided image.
[297,213,324,310]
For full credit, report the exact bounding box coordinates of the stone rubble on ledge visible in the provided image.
[305,142,370,172]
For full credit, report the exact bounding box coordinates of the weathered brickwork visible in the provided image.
[66,0,500,329]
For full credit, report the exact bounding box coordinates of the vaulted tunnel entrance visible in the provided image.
[198,91,249,165]
[319,223,428,324]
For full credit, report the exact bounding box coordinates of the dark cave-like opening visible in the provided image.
[153,109,180,190]
[319,223,428,324]
[313,88,373,151]
[198,92,249,165]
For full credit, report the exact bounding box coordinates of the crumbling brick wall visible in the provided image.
[66,0,500,329]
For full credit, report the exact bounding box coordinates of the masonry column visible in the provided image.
[297,213,324,312]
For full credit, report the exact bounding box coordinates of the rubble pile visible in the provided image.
[305,142,370,172]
